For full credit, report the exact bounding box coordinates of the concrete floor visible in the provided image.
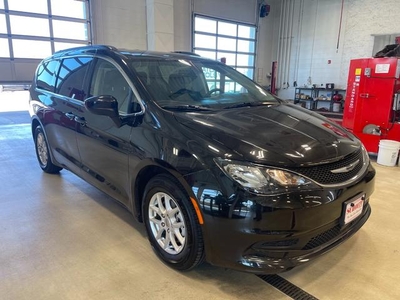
[1,91,400,299]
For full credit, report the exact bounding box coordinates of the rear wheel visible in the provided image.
[34,126,62,174]
[143,174,204,271]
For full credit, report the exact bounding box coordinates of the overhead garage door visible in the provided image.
[0,0,91,84]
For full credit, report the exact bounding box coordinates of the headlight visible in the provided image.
[216,159,320,195]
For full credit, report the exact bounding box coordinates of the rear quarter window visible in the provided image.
[36,60,59,92]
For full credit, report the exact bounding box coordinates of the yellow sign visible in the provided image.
[355,68,362,75]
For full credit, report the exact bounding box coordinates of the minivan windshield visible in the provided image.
[129,58,279,110]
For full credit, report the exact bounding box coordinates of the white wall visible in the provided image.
[340,0,400,84]
[255,0,280,87]
[271,0,347,100]
[271,0,400,100]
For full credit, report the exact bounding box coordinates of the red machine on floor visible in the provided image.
[342,57,400,153]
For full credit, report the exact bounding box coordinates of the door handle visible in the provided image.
[74,116,86,126]
[65,112,75,120]
[65,112,86,126]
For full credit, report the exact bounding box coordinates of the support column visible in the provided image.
[146,0,174,51]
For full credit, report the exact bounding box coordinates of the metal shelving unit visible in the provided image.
[294,87,346,112]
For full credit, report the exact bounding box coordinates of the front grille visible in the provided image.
[291,149,363,185]
[302,224,341,250]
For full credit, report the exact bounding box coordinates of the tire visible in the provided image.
[143,174,204,271]
[34,126,62,174]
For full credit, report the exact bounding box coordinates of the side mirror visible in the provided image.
[85,95,121,127]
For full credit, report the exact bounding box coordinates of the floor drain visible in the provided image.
[257,274,319,300]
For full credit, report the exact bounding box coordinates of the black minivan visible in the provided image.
[29,45,375,274]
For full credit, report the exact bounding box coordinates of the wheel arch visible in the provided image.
[131,159,197,223]
[31,117,42,138]
[31,117,62,170]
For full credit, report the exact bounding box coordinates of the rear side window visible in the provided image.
[56,57,93,100]
[36,60,59,92]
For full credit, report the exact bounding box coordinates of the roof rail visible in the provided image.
[95,45,118,51]
[52,44,119,57]
[172,51,201,57]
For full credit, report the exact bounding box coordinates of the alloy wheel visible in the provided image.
[36,132,48,166]
[148,192,186,255]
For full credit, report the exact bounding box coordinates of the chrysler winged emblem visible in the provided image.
[330,159,360,174]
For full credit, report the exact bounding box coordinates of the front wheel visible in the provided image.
[34,126,62,174]
[143,174,204,271]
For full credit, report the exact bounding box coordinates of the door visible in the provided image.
[43,56,93,175]
[75,58,137,206]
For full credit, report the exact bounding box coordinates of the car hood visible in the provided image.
[174,104,360,167]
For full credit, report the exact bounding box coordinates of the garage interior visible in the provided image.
[1,0,400,299]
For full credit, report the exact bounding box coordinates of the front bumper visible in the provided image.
[188,163,375,274]
[239,204,371,273]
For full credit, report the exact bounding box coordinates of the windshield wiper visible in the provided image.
[223,102,271,109]
[161,105,212,111]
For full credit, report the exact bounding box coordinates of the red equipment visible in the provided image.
[342,57,400,153]
[270,61,277,95]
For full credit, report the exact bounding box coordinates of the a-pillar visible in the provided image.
[146,0,174,51]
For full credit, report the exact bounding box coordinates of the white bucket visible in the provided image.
[377,139,400,167]
[332,102,341,112]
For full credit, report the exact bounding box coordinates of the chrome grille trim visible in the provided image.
[289,148,369,188]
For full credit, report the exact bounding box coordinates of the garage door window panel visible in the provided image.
[52,20,87,40]
[217,52,236,66]
[56,57,93,100]
[217,37,236,52]
[1,1,90,66]
[7,0,48,14]
[0,38,10,57]
[218,22,237,37]
[194,34,216,49]
[193,15,256,80]
[237,40,255,53]
[194,50,216,60]
[50,0,86,19]
[13,39,51,59]
[10,15,50,37]
[194,18,216,34]
[0,14,6,34]
[238,25,255,39]
[237,54,254,67]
